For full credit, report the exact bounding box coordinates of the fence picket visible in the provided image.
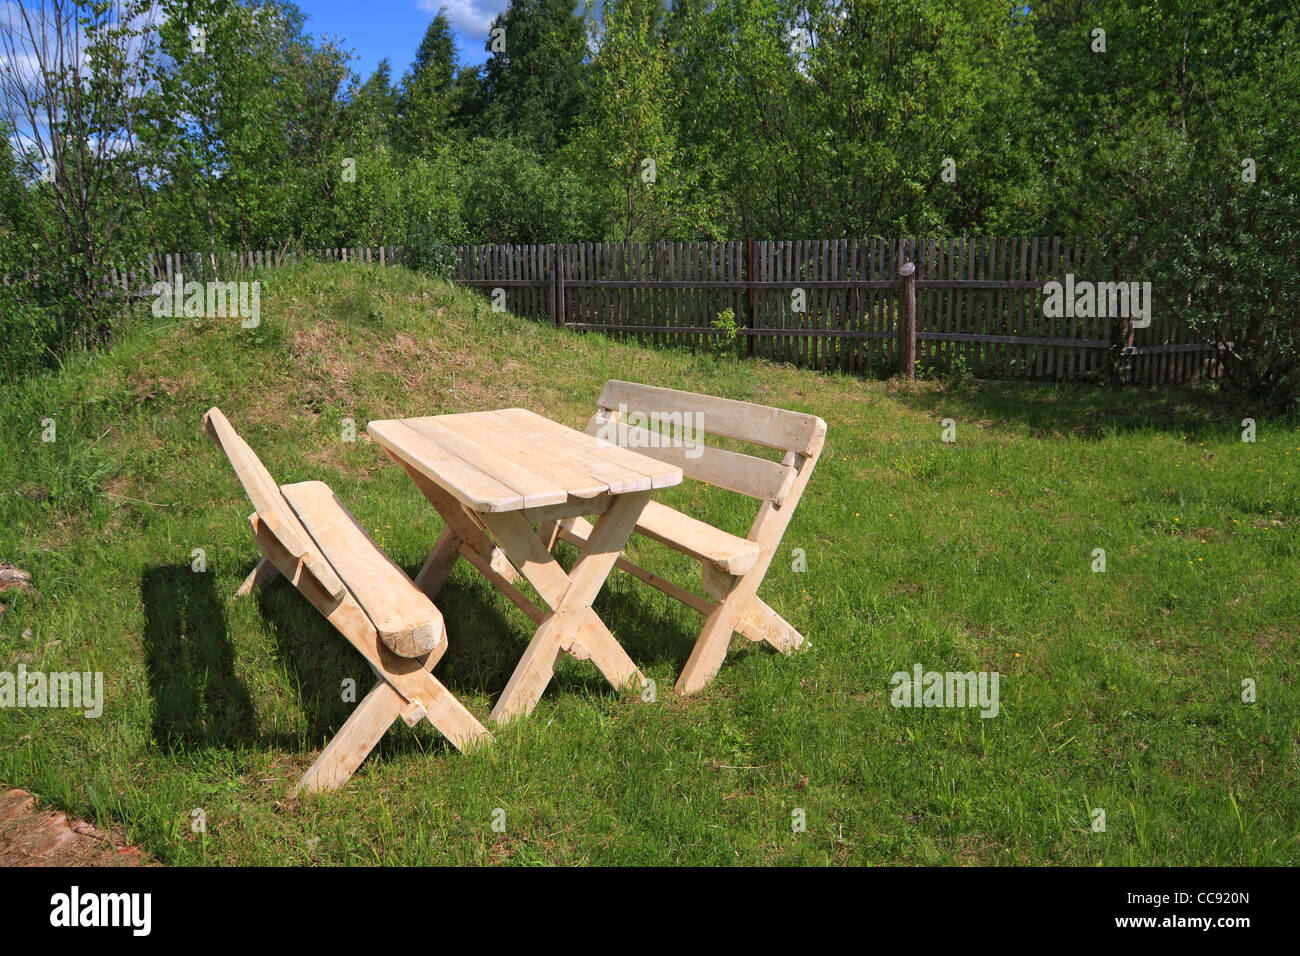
[62,238,1212,384]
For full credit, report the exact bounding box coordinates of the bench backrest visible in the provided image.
[585,381,827,512]
[202,407,347,604]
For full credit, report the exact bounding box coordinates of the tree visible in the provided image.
[570,0,715,240]
[0,119,59,378]
[351,58,399,143]
[149,0,234,274]
[1032,0,1300,403]
[0,0,160,340]
[458,138,596,243]
[480,0,589,153]
[150,0,349,254]
[396,11,458,157]
[665,0,1040,238]
[451,63,487,133]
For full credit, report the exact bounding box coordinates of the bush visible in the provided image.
[709,308,739,360]
[398,152,466,247]
[1043,6,1300,409]
[401,218,459,279]
[0,286,61,380]
[457,138,598,243]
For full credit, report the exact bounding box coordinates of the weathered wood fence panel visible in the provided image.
[10,240,1218,384]
[447,237,1218,385]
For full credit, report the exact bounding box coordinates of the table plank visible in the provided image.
[402,416,570,508]
[434,411,607,497]
[447,410,649,496]
[492,408,682,490]
[368,420,525,512]
[372,409,681,515]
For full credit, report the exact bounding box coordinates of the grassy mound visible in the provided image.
[1,262,1296,864]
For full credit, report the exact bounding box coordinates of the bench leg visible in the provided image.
[294,666,491,795]
[675,598,747,696]
[248,515,493,796]
[294,680,401,795]
[735,597,805,653]
[677,591,800,695]
[236,556,280,597]
[414,528,462,599]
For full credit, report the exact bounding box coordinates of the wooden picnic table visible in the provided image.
[368,408,683,723]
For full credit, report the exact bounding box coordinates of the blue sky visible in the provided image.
[296,1,513,78]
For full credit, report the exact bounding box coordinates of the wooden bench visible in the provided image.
[203,407,492,794]
[547,381,827,695]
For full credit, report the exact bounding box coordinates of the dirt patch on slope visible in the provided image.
[0,789,156,867]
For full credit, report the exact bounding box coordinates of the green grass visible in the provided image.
[1,262,1297,865]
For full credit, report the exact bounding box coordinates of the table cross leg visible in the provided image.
[395,458,522,602]
[413,527,461,598]
[484,491,651,723]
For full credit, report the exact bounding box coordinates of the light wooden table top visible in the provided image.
[368,408,682,513]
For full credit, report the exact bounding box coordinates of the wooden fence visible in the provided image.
[450,238,1221,385]
[8,239,1218,384]
[4,246,404,301]
[119,245,404,291]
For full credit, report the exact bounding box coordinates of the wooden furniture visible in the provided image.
[202,407,492,794]
[368,409,682,724]
[549,381,827,695]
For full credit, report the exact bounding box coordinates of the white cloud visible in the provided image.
[2,2,162,164]
[0,50,43,80]
[416,0,509,43]
[8,126,39,156]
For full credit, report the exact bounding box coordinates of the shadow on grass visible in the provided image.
[429,564,704,705]
[140,544,739,762]
[424,548,718,705]
[591,575,709,676]
[255,566,556,756]
[141,564,258,751]
[894,380,1259,438]
[139,560,501,759]
[253,579,371,748]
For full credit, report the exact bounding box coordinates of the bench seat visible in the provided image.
[204,406,490,794]
[281,480,445,659]
[557,500,761,576]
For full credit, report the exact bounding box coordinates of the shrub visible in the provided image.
[401,218,459,279]
[0,286,61,380]
[457,138,599,243]
[710,308,739,360]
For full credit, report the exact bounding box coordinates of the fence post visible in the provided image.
[555,244,566,328]
[547,244,558,327]
[899,260,917,379]
[745,236,757,357]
